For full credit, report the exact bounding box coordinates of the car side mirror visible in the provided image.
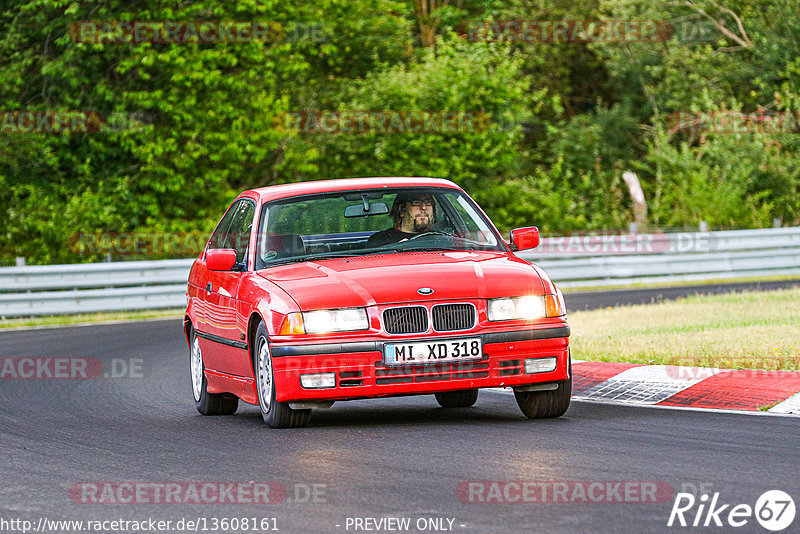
[510,226,540,251]
[206,248,238,271]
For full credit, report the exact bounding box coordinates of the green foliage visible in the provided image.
[637,120,798,228]
[297,34,544,231]
[0,0,318,263]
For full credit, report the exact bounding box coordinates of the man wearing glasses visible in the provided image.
[366,192,437,247]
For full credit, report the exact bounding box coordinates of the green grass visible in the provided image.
[569,287,800,370]
[0,309,184,329]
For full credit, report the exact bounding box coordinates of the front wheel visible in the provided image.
[435,389,479,408]
[189,326,238,415]
[514,354,572,419]
[254,322,311,428]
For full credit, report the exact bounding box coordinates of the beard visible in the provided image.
[413,215,431,232]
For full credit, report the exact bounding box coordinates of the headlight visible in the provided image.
[302,307,369,334]
[487,296,546,321]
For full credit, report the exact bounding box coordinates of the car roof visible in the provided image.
[245,177,461,203]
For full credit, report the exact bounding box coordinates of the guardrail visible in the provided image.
[0,259,193,317]
[519,226,800,288]
[1,227,799,317]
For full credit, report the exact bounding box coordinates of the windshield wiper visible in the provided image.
[393,246,455,253]
[394,242,498,253]
[265,249,399,267]
[451,236,491,248]
[307,250,407,261]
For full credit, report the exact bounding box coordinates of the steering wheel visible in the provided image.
[406,231,452,241]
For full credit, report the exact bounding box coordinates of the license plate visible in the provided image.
[384,338,483,366]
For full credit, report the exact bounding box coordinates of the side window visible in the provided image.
[207,199,256,267]
[207,201,240,251]
[226,200,255,265]
[449,193,497,245]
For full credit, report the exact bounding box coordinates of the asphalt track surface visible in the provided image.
[2,283,799,534]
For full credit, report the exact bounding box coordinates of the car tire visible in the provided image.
[514,352,572,419]
[254,322,311,428]
[189,326,238,416]
[435,389,479,408]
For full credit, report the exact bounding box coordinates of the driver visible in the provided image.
[366,192,436,247]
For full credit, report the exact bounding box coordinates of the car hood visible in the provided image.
[257,251,544,310]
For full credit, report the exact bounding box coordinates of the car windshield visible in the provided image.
[255,187,505,269]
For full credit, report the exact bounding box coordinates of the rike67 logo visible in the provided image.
[668,490,795,531]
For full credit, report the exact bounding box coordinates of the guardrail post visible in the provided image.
[622,171,647,230]
[15,257,25,267]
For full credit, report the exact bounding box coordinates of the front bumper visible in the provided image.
[268,325,570,403]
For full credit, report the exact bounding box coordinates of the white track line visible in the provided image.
[482,388,800,417]
[768,392,800,414]
[576,365,724,404]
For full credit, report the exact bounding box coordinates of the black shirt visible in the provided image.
[366,227,419,248]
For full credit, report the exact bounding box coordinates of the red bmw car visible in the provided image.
[185,177,571,427]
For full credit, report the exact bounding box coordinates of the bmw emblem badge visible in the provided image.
[417,287,434,295]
